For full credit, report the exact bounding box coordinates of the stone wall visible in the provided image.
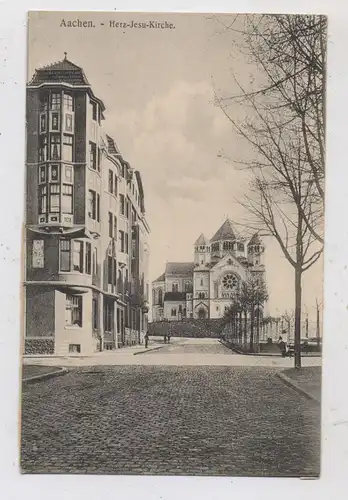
[148,318,225,338]
[25,338,55,355]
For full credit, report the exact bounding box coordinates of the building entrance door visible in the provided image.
[198,308,206,319]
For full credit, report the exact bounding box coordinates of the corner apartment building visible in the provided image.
[24,55,150,356]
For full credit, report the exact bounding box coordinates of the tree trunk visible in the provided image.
[294,265,302,369]
[255,308,260,352]
[316,299,321,349]
[239,311,243,345]
[243,311,248,350]
[250,309,255,352]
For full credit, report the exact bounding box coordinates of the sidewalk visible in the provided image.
[22,365,68,383]
[23,341,165,367]
[277,366,321,403]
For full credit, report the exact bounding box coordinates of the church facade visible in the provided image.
[152,219,266,322]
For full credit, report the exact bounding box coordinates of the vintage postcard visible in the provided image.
[21,11,325,477]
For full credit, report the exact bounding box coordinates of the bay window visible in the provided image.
[51,112,60,131]
[73,241,83,272]
[39,185,47,214]
[62,135,73,162]
[50,134,61,160]
[40,114,47,133]
[85,242,92,275]
[51,93,61,110]
[92,247,98,275]
[50,164,59,182]
[39,165,46,184]
[38,135,48,162]
[49,184,60,213]
[64,165,73,183]
[63,93,73,111]
[62,184,73,214]
[60,240,71,271]
[65,114,73,133]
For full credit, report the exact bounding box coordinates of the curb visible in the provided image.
[133,345,164,356]
[276,371,321,404]
[219,340,322,358]
[22,367,68,384]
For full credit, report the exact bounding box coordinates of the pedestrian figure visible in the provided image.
[164,334,167,344]
[167,334,171,343]
[278,336,287,358]
[144,331,149,349]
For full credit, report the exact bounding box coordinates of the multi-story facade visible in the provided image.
[152,219,265,321]
[24,55,150,355]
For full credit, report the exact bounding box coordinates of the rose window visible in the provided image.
[222,274,238,290]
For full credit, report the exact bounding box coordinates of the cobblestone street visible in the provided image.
[21,340,320,477]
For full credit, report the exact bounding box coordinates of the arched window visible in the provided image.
[152,289,156,303]
[158,288,163,305]
[184,281,191,292]
[172,283,178,292]
[223,241,234,251]
[200,279,204,286]
[183,308,187,317]
[171,308,176,317]
[178,305,182,313]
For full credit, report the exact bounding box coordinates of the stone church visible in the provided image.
[152,219,266,321]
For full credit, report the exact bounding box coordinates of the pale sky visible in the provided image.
[28,11,323,320]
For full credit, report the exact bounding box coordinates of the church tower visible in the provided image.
[194,233,211,268]
[247,233,265,270]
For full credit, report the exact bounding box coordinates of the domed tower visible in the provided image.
[247,233,265,269]
[194,233,210,268]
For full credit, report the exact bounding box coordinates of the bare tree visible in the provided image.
[214,14,326,244]
[214,14,325,369]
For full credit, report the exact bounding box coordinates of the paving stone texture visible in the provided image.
[21,340,320,477]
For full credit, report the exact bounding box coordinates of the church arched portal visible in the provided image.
[198,308,206,319]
